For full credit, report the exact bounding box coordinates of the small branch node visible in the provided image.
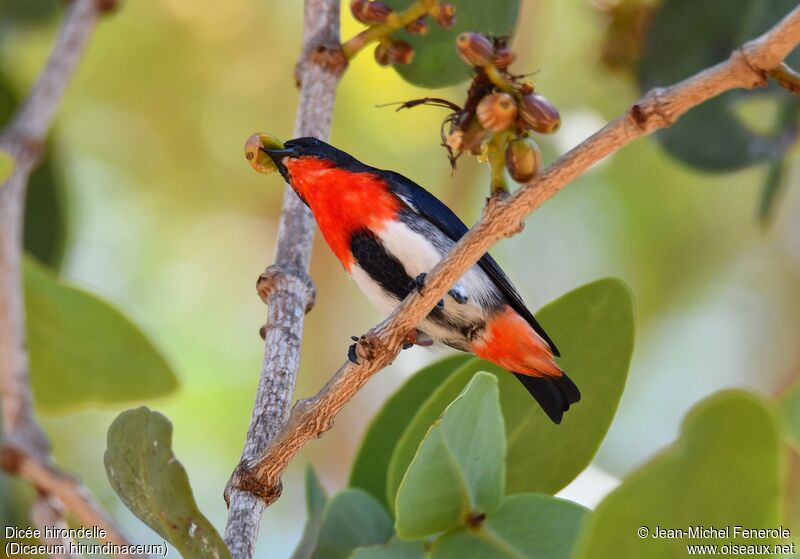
[735,46,769,88]
[0,444,25,475]
[630,87,673,130]
[256,265,316,312]
[629,102,648,128]
[355,332,384,363]
[311,43,348,75]
[227,463,283,507]
[94,0,120,13]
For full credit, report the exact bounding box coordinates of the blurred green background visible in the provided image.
[1,0,799,556]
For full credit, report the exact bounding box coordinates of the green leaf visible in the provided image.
[503,278,634,494]
[386,279,634,506]
[0,150,13,183]
[382,0,520,88]
[430,494,588,559]
[572,390,782,559]
[311,489,393,559]
[24,257,178,411]
[638,0,800,171]
[291,465,329,559]
[350,537,426,559]
[24,154,69,270]
[0,71,68,270]
[395,373,506,540]
[386,359,501,509]
[779,378,800,451]
[104,407,231,559]
[349,353,472,507]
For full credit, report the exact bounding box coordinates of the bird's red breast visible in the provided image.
[285,157,401,270]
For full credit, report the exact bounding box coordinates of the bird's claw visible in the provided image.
[401,329,433,350]
[410,273,444,309]
[347,342,359,364]
[402,330,417,350]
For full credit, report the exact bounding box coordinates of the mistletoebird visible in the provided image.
[251,136,580,423]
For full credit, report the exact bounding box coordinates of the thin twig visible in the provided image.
[222,1,346,558]
[239,3,800,504]
[769,62,800,94]
[0,0,142,555]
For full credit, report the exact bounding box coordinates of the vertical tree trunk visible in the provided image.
[223,2,346,557]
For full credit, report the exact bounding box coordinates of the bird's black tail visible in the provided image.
[514,372,581,424]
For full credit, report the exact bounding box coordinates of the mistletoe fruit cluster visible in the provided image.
[348,0,456,66]
[445,32,561,192]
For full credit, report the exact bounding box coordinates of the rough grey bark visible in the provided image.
[223,1,345,557]
[0,0,141,553]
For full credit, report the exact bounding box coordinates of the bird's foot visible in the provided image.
[448,283,468,305]
[401,329,434,350]
[410,273,444,309]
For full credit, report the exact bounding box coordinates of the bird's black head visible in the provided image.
[261,137,367,181]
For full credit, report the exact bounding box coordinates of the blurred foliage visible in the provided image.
[395,373,506,539]
[0,148,13,181]
[638,0,800,223]
[24,154,68,269]
[104,407,231,559]
[384,279,634,507]
[0,0,59,28]
[25,257,177,412]
[760,157,787,225]
[0,71,68,270]
[780,378,800,451]
[599,0,656,76]
[639,0,800,171]
[0,478,49,559]
[573,391,782,558]
[382,0,520,88]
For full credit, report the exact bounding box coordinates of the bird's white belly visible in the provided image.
[350,265,399,315]
[348,220,495,343]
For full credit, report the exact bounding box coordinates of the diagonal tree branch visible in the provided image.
[0,0,144,555]
[222,1,346,557]
[238,3,800,506]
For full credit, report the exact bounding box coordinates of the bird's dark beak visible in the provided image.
[261,146,298,164]
[260,146,297,180]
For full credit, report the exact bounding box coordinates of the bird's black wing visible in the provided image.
[384,170,560,356]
